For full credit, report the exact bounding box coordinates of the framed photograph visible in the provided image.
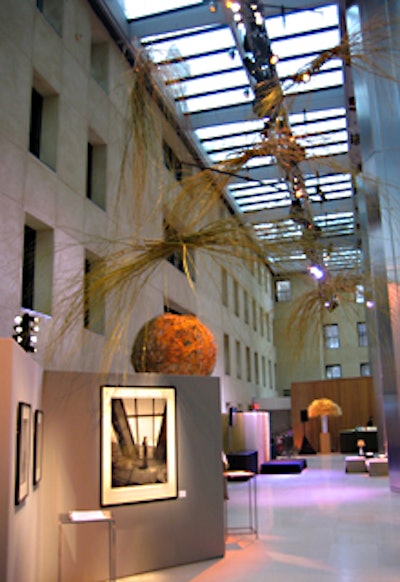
[101,386,177,506]
[33,410,44,486]
[15,402,31,505]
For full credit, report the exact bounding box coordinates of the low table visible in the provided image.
[227,450,258,473]
[366,458,388,476]
[345,456,366,473]
[260,459,307,474]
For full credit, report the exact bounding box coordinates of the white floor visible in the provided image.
[119,455,400,582]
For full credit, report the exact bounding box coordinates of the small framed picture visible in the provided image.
[33,410,44,486]
[101,386,177,506]
[15,402,31,505]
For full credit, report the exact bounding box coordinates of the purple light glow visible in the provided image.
[308,264,325,280]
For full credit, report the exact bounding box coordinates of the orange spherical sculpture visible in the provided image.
[131,314,217,375]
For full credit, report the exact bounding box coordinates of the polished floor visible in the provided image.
[120,455,400,582]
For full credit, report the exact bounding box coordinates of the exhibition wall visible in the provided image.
[0,339,43,582]
[39,371,225,581]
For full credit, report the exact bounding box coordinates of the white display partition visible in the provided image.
[0,339,43,582]
[38,371,225,582]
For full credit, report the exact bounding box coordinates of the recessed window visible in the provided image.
[254,352,259,385]
[87,133,107,209]
[324,324,340,349]
[262,355,266,387]
[235,340,241,379]
[246,346,251,382]
[233,279,239,317]
[360,362,371,376]
[355,284,364,304]
[84,252,105,334]
[22,221,53,315]
[268,359,273,389]
[357,322,368,347]
[164,220,195,280]
[276,280,291,302]
[224,333,230,375]
[163,141,183,181]
[252,299,257,331]
[243,289,249,324]
[91,42,109,92]
[221,267,228,307]
[260,306,264,336]
[326,364,342,379]
[36,0,62,35]
[29,82,58,170]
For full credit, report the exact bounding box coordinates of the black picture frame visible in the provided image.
[33,409,44,486]
[15,402,31,505]
[101,386,177,506]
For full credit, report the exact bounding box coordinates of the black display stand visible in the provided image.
[299,410,316,454]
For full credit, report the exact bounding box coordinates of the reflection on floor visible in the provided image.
[119,454,400,582]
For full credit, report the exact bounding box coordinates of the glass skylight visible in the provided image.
[122,1,358,271]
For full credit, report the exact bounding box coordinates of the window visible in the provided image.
[84,252,105,334]
[260,306,264,336]
[276,280,291,302]
[326,364,342,379]
[252,299,257,331]
[235,340,241,379]
[163,141,182,181]
[22,221,53,315]
[246,346,251,382]
[268,359,273,390]
[87,133,107,209]
[357,322,368,347]
[266,312,271,341]
[261,355,266,387]
[243,289,249,324]
[164,220,195,280]
[224,334,230,375]
[221,268,228,306]
[324,324,340,349]
[36,0,62,35]
[91,42,109,91]
[355,284,365,304]
[29,81,58,170]
[360,362,371,376]
[254,352,259,385]
[233,279,239,317]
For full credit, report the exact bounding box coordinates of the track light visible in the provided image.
[308,264,325,281]
[208,0,217,12]
[269,54,279,66]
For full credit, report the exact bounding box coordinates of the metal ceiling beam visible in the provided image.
[243,196,355,223]
[185,85,345,129]
[128,4,228,38]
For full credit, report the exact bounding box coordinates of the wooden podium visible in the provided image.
[319,432,331,454]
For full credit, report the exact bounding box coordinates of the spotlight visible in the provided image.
[325,295,340,311]
[225,0,239,10]
[270,54,279,66]
[301,71,311,83]
[208,0,217,12]
[308,264,325,281]
[13,313,40,353]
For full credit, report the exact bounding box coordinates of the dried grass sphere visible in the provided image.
[131,314,217,375]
